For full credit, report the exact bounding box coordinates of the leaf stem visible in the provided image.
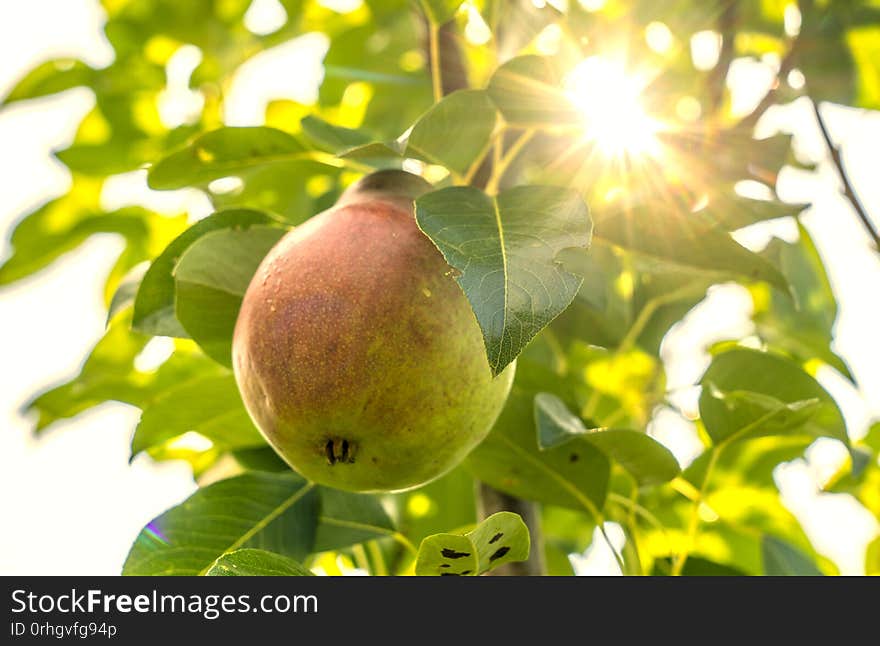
[366,541,388,576]
[429,22,443,103]
[811,99,880,251]
[485,129,536,194]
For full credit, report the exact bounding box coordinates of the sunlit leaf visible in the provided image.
[486,55,578,126]
[1,59,94,105]
[594,204,789,292]
[699,347,849,447]
[405,89,497,175]
[416,185,591,375]
[148,127,312,189]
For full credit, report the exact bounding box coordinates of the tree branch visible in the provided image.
[811,99,880,251]
[708,0,737,120]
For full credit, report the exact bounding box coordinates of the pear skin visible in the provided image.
[233,170,514,492]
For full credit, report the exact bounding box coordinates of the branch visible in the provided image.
[708,0,738,120]
[811,99,880,251]
[735,0,811,130]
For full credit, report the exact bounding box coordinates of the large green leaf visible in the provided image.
[148,127,312,189]
[699,347,849,447]
[123,472,318,576]
[534,393,679,485]
[593,205,788,292]
[173,225,285,366]
[133,209,278,337]
[416,185,591,375]
[405,90,498,176]
[313,488,397,553]
[761,535,823,576]
[415,512,529,576]
[486,55,578,127]
[206,549,314,576]
[131,374,264,457]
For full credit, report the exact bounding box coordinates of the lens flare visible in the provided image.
[564,56,662,158]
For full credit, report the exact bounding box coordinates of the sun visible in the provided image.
[564,56,662,158]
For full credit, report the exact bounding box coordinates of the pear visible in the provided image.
[232,170,514,492]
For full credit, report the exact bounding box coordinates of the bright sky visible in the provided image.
[0,0,877,575]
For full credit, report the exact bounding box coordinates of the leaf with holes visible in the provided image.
[415,512,529,576]
[133,209,278,337]
[123,472,318,575]
[416,185,591,375]
[173,225,285,366]
[205,549,314,576]
[534,393,679,485]
[467,387,610,513]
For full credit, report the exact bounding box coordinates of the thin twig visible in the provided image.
[811,99,880,251]
[428,22,443,103]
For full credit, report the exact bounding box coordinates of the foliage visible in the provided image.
[4,0,879,576]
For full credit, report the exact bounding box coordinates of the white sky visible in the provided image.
[0,0,877,575]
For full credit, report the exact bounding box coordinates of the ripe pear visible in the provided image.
[232,170,514,492]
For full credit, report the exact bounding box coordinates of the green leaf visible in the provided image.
[108,262,148,323]
[594,205,789,293]
[761,535,823,576]
[699,347,849,447]
[133,209,277,337]
[313,488,397,553]
[404,90,497,176]
[148,127,310,189]
[419,0,463,24]
[123,472,318,576]
[300,115,374,153]
[173,225,286,366]
[701,192,808,231]
[131,374,264,457]
[751,224,853,381]
[416,185,591,375]
[534,393,679,485]
[467,387,610,513]
[206,549,315,576]
[486,56,578,127]
[1,59,94,105]
[415,511,529,576]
